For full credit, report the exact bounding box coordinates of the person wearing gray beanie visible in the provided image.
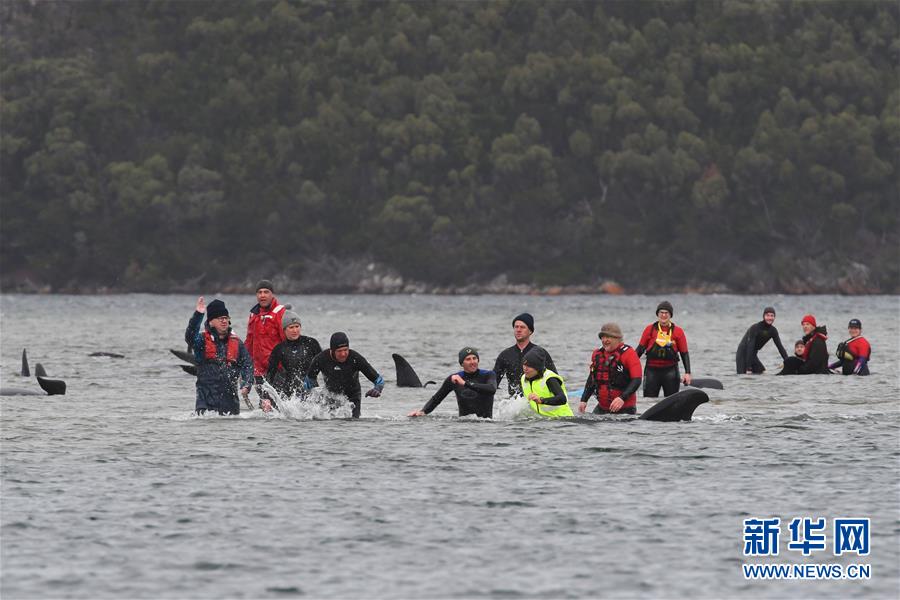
[736,307,789,374]
[265,311,322,400]
[409,347,497,419]
[636,301,691,397]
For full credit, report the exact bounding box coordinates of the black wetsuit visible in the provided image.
[266,336,322,399]
[422,369,497,418]
[306,349,383,418]
[493,343,556,396]
[736,321,788,374]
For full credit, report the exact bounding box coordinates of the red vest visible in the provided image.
[590,344,638,410]
[204,330,240,364]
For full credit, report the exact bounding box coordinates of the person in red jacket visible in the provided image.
[579,323,642,414]
[245,279,287,400]
[797,314,830,374]
[829,318,871,375]
[635,300,691,397]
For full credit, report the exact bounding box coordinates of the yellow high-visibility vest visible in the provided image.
[520,369,574,418]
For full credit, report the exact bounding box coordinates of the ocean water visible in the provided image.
[1,293,898,599]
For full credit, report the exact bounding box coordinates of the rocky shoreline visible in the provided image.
[3,258,892,295]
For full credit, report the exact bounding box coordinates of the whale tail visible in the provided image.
[639,388,708,422]
[170,348,197,365]
[392,353,424,387]
[21,349,30,377]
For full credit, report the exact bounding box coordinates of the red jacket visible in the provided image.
[590,343,642,410]
[637,322,688,369]
[245,298,287,376]
[845,336,871,360]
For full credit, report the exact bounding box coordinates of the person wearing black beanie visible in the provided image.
[735,307,789,374]
[635,300,691,397]
[409,347,498,418]
[184,296,253,415]
[306,332,385,418]
[245,278,288,407]
[492,313,557,396]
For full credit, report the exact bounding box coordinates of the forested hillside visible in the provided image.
[1,1,897,293]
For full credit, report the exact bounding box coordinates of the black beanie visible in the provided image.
[458,346,479,364]
[330,332,349,351]
[656,300,674,316]
[256,279,274,292]
[206,299,229,321]
[522,348,546,372]
[763,306,776,317]
[512,312,535,332]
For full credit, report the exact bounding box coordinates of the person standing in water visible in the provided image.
[305,332,384,418]
[830,318,870,375]
[520,348,573,418]
[635,301,691,397]
[579,323,642,415]
[266,311,322,400]
[408,347,497,418]
[185,297,253,415]
[493,312,557,396]
[245,279,287,404]
[735,306,789,374]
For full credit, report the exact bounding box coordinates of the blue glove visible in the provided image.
[303,376,314,391]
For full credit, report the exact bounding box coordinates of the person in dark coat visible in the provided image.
[185,297,253,415]
[305,332,384,418]
[736,306,789,374]
[408,347,497,418]
[779,314,831,375]
[492,312,557,396]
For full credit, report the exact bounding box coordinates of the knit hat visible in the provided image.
[329,331,349,351]
[801,314,817,327]
[522,348,546,372]
[256,279,274,292]
[512,312,535,332]
[656,300,674,316]
[206,299,229,321]
[598,322,624,339]
[763,306,776,317]
[848,318,862,329]
[282,311,301,330]
[458,346,479,364]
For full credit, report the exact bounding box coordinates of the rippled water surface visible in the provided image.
[1,293,898,599]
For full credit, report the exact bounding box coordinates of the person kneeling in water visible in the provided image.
[829,319,871,376]
[579,323,642,415]
[408,347,497,418]
[521,349,573,418]
[777,340,806,375]
[305,332,384,418]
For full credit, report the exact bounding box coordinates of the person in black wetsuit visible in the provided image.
[492,312,557,396]
[736,306,789,374]
[305,332,384,418]
[265,311,321,401]
[408,347,497,418]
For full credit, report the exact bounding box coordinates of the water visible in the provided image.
[1,293,898,599]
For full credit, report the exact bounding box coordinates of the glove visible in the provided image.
[853,357,868,374]
[365,385,383,398]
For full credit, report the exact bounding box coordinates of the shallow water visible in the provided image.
[1,293,898,599]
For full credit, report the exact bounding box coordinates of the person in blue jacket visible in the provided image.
[185,297,253,415]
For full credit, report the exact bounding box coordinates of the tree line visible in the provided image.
[1,0,897,292]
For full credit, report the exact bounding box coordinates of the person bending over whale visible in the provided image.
[408,347,497,418]
[829,319,871,376]
[635,301,691,397]
[305,332,384,418]
[493,312,557,397]
[736,306,789,374]
[579,323,642,415]
[266,311,322,401]
[185,297,253,415]
[521,348,573,418]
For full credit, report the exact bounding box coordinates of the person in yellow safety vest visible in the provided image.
[520,348,574,418]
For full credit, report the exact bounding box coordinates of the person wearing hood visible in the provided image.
[796,314,830,375]
[520,348,573,418]
[245,279,287,387]
[408,347,497,418]
[829,319,871,376]
[736,307,789,374]
[266,311,322,400]
[305,332,384,418]
[635,301,691,397]
[492,312,557,396]
[185,297,253,415]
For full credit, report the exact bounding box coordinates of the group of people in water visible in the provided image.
[185,280,873,417]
